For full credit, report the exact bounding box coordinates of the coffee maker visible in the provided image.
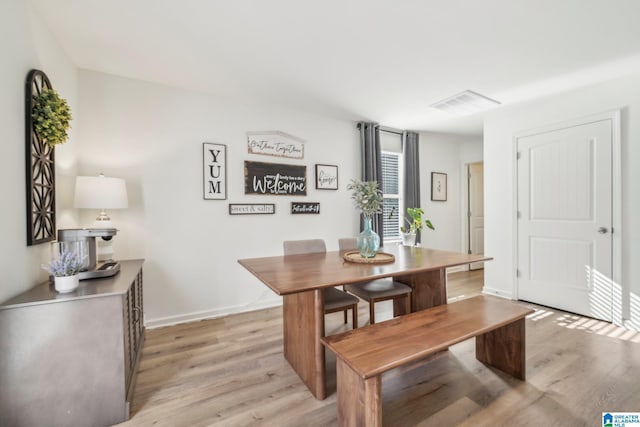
[57,228,121,280]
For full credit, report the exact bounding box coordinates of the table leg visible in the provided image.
[393,268,447,316]
[475,318,526,380]
[282,289,326,400]
[336,358,382,427]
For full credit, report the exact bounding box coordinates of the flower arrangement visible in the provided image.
[32,88,73,147]
[347,179,383,217]
[400,207,435,234]
[43,250,85,277]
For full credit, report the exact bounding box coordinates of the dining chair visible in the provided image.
[338,237,412,324]
[283,239,359,329]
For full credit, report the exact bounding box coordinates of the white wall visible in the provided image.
[0,1,79,303]
[419,132,482,252]
[484,72,640,329]
[76,70,361,326]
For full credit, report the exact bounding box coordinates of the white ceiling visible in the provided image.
[30,0,640,135]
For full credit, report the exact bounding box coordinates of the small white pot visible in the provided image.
[54,275,79,293]
[402,232,416,246]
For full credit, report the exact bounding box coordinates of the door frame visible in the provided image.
[513,109,622,324]
[464,161,484,270]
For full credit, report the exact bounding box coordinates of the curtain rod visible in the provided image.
[356,122,405,136]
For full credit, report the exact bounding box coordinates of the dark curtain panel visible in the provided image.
[404,131,422,243]
[358,122,384,241]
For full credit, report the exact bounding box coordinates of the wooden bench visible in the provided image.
[321,295,535,426]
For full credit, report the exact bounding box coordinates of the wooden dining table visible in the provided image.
[238,244,491,400]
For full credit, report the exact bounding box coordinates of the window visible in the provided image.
[381,151,401,241]
[379,129,404,242]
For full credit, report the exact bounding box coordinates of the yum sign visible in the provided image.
[203,142,227,200]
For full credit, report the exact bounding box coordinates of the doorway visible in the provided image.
[515,111,620,322]
[466,162,484,270]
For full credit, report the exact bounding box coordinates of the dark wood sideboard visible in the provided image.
[0,259,145,427]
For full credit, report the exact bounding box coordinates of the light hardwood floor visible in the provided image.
[118,270,640,426]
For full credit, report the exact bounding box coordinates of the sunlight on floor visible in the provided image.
[526,307,639,343]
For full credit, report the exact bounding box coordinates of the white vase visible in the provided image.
[402,232,416,246]
[54,275,79,293]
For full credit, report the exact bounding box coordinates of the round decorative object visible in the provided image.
[343,251,395,264]
[32,87,72,147]
[54,275,79,293]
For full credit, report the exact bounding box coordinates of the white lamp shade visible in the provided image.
[74,175,128,209]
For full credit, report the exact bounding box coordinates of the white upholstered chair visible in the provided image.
[283,239,359,329]
[338,237,412,324]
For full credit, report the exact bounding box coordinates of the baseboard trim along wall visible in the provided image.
[145,299,283,329]
[482,286,513,300]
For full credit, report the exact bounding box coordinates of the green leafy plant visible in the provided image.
[32,88,72,147]
[389,207,435,233]
[347,179,383,217]
[401,207,434,233]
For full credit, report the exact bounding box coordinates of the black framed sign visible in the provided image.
[291,202,320,214]
[315,164,338,190]
[431,172,447,201]
[229,204,275,215]
[244,160,307,196]
[203,142,227,200]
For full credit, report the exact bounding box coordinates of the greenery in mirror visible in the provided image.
[32,88,72,147]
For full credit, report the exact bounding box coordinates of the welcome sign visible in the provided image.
[244,161,306,196]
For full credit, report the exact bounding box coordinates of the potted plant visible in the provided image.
[43,249,85,293]
[32,87,73,147]
[398,207,435,246]
[347,179,383,258]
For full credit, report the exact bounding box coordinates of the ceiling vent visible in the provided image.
[430,90,500,115]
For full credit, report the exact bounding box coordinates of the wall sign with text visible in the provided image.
[229,204,275,215]
[315,164,338,190]
[246,130,305,159]
[291,202,320,214]
[203,142,226,200]
[244,160,307,196]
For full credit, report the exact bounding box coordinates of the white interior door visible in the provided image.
[517,118,613,321]
[468,163,484,270]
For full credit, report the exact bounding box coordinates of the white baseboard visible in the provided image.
[482,286,513,300]
[145,299,283,329]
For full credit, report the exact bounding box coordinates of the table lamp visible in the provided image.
[74,174,128,225]
[73,173,128,261]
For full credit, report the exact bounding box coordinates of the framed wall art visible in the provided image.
[315,164,338,190]
[246,130,305,159]
[229,204,275,215]
[291,202,320,214]
[203,142,227,200]
[431,172,447,201]
[244,160,307,196]
[25,69,56,245]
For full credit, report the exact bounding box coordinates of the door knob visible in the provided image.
[598,227,609,234]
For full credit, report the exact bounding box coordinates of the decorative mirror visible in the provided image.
[25,69,56,246]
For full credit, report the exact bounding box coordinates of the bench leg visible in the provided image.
[336,358,381,427]
[475,318,526,380]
